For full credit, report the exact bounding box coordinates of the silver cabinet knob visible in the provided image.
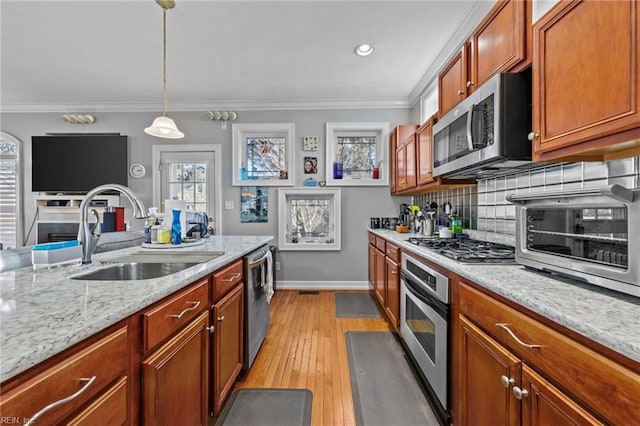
[217,316,225,322]
[528,132,539,141]
[457,89,465,96]
[512,386,529,400]
[466,81,474,88]
[500,375,515,388]
[207,325,215,334]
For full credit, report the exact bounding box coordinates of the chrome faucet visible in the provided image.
[78,184,146,264]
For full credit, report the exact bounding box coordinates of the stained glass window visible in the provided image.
[245,138,286,178]
[336,136,377,178]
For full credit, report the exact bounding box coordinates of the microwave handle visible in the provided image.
[466,102,475,152]
[508,184,634,204]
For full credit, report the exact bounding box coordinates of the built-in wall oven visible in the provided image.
[400,251,450,424]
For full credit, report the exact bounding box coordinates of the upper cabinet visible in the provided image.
[531,0,640,162]
[390,125,418,194]
[439,0,531,117]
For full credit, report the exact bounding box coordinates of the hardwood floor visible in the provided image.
[232,290,394,426]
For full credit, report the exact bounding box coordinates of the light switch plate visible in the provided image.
[224,201,234,210]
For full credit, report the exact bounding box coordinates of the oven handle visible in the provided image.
[401,272,448,320]
[248,250,270,268]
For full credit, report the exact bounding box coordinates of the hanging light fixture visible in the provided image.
[145,0,184,139]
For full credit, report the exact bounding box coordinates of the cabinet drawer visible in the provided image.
[385,242,400,263]
[368,232,376,246]
[213,259,243,302]
[459,282,640,424]
[66,376,128,426]
[375,236,386,252]
[143,279,209,352]
[0,326,128,426]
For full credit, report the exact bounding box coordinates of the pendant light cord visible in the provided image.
[162,7,168,116]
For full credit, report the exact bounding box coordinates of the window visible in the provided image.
[325,122,389,186]
[421,89,438,123]
[0,132,21,249]
[232,123,295,186]
[166,161,208,212]
[278,188,341,251]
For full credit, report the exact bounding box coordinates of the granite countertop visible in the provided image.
[369,229,640,364]
[0,235,273,383]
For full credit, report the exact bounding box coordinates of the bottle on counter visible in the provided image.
[151,217,161,244]
[171,209,182,245]
[144,207,158,244]
[158,214,171,244]
[450,211,463,236]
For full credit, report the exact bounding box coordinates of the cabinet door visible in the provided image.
[404,135,417,190]
[66,377,128,426]
[395,143,407,191]
[416,118,435,186]
[459,316,521,426]
[469,0,529,92]
[532,0,640,161]
[521,366,604,426]
[384,256,399,330]
[212,284,244,417]
[142,311,209,426]
[373,247,386,306]
[438,45,468,117]
[368,243,375,286]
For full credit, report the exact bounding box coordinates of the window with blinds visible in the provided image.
[0,136,19,249]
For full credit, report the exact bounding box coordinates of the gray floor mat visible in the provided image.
[335,292,382,318]
[216,388,312,426]
[346,331,440,426]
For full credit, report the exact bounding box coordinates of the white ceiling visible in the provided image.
[1,0,486,112]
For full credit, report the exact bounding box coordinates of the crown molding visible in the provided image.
[0,97,412,113]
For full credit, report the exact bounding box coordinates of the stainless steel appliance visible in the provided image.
[243,246,271,369]
[400,252,450,424]
[509,184,640,297]
[407,237,517,264]
[185,211,210,237]
[432,71,532,179]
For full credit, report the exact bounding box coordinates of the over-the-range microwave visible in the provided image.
[509,184,640,298]
[432,71,534,179]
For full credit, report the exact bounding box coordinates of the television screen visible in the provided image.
[32,134,128,193]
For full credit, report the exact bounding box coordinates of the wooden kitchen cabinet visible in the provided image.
[395,133,417,192]
[390,125,418,194]
[439,46,468,117]
[416,116,436,186]
[531,0,640,162]
[211,283,244,417]
[142,311,209,426]
[384,242,400,330]
[455,281,640,425]
[373,246,386,308]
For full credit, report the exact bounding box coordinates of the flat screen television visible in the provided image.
[32,134,128,193]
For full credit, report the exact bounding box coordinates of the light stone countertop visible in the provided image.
[0,235,273,383]
[369,229,640,364]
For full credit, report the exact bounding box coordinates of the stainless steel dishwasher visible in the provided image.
[243,245,271,369]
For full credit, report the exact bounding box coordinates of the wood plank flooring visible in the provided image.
[233,290,393,426]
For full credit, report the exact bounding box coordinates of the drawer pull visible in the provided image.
[222,273,241,282]
[500,375,515,388]
[169,301,201,319]
[28,376,96,425]
[512,386,529,400]
[495,323,541,349]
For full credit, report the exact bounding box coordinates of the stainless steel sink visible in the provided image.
[71,262,198,281]
[103,250,225,264]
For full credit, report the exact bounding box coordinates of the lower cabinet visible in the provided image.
[373,246,386,307]
[211,283,244,417]
[141,311,210,426]
[66,377,128,426]
[384,243,400,329]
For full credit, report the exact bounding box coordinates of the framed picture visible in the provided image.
[303,156,318,174]
[303,136,318,151]
[240,186,268,223]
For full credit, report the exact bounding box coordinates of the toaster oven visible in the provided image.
[509,185,640,297]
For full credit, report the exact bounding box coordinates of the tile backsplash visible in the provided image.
[414,156,639,238]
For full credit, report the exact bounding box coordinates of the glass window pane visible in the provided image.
[169,183,183,200]
[337,136,376,178]
[289,199,331,243]
[246,138,286,178]
[194,163,207,182]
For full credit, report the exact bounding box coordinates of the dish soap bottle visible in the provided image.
[451,211,463,236]
[171,209,182,245]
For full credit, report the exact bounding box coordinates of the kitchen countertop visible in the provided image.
[0,235,273,383]
[369,229,640,364]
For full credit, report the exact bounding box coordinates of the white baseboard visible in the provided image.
[275,280,372,291]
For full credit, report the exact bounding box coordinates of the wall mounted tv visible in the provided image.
[32,134,128,193]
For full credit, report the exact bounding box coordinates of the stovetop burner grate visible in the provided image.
[406,237,517,264]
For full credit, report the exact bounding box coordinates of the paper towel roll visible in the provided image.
[164,199,187,238]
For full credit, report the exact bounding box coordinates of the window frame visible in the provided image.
[0,131,22,248]
[325,122,390,187]
[277,188,341,251]
[232,123,295,187]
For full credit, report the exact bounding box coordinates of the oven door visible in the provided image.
[400,272,449,413]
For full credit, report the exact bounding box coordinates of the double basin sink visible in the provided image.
[71,250,225,281]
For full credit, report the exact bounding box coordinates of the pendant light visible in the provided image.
[145,0,184,139]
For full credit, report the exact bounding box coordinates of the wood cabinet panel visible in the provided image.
[66,377,128,426]
[368,242,375,287]
[459,282,640,424]
[373,247,386,307]
[439,46,467,117]
[211,283,244,416]
[212,259,243,302]
[384,242,400,264]
[390,125,418,194]
[142,311,209,426]
[532,0,640,161]
[416,117,435,186]
[384,256,399,330]
[143,279,209,353]
[0,326,128,426]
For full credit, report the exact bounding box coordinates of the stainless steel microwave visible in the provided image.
[432,72,532,179]
[509,185,640,298]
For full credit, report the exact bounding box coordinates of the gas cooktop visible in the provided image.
[406,236,517,264]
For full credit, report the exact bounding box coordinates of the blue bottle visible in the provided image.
[171,209,182,245]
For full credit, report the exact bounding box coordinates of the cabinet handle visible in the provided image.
[495,323,541,349]
[457,89,464,96]
[528,132,539,141]
[391,270,397,275]
[169,301,201,319]
[27,376,96,424]
[206,325,215,334]
[512,386,529,400]
[217,316,225,322]
[466,80,474,88]
[500,375,515,388]
[222,273,241,282]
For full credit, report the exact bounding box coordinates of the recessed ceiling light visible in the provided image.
[354,43,374,57]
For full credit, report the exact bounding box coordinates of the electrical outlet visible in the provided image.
[224,201,234,210]
[275,261,280,271]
